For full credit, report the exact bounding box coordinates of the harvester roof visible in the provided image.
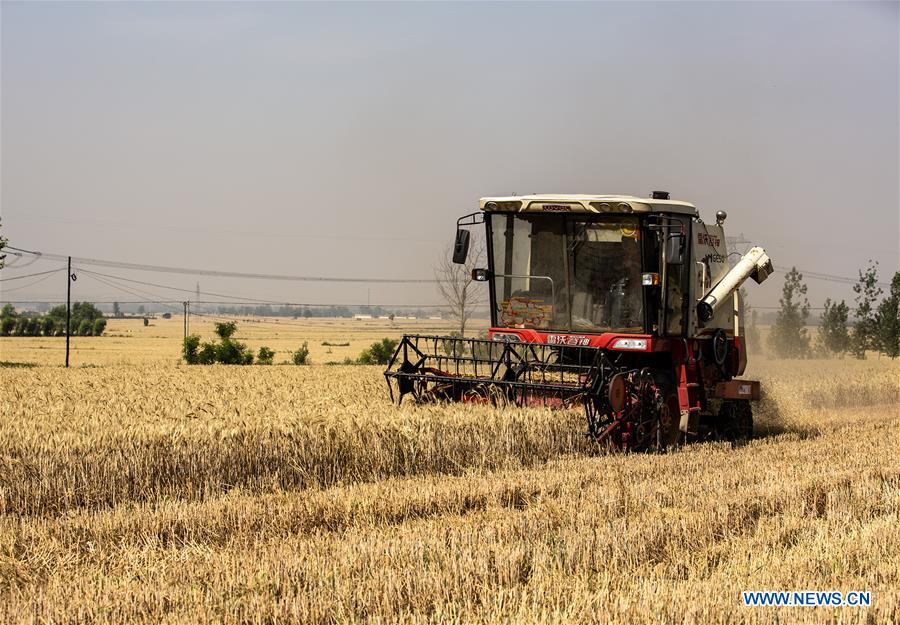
[479,194,698,216]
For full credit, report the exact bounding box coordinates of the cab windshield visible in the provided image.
[489,213,643,333]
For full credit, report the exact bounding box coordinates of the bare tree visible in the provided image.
[434,237,485,336]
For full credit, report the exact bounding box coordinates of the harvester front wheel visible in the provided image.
[657,393,682,449]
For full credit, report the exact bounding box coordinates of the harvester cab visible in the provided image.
[385,192,773,451]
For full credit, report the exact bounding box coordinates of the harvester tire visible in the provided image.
[658,393,682,449]
[719,400,753,443]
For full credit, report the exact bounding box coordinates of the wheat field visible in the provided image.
[1,318,898,623]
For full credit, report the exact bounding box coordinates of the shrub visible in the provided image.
[257,346,275,365]
[182,335,201,365]
[78,319,93,336]
[197,342,217,365]
[357,338,399,365]
[214,321,238,339]
[292,342,310,365]
[181,322,254,365]
[42,317,56,337]
[216,338,253,365]
[92,318,107,336]
[143,318,149,327]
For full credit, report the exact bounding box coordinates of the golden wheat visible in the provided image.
[0,326,898,623]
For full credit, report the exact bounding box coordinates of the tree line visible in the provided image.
[753,261,899,359]
[0,303,107,337]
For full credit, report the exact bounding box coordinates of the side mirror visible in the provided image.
[452,229,470,264]
[665,233,685,265]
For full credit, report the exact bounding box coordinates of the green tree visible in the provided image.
[77,319,92,336]
[71,302,103,323]
[1,304,16,319]
[215,337,253,364]
[214,321,238,339]
[818,298,850,356]
[257,346,275,365]
[358,338,399,365]
[41,317,56,336]
[851,261,882,358]
[197,342,217,365]
[13,318,29,336]
[92,318,107,336]
[768,267,810,358]
[182,335,201,364]
[46,305,67,321]
[12,317,39,336]
[292,342,310,365]
[875,271,900,359]
[0,318,15,336]
[182,322,253,365]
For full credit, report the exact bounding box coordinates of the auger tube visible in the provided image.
[697,246,773,322]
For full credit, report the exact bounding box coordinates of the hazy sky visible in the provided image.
[1,1,898,310]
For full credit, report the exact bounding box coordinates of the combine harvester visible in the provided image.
[385,192,773,451]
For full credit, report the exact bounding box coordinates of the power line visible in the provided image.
[75,268,447,307]
[1,248,42,269]
[0,269,66,293]
[77,268,173,302]
[76,272,185,315]
[77,268,294,304]
[0,267,68,282]
[25,266,448,309]
[7,246,440,284]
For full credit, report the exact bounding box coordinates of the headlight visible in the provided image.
[491,332,522,342]
[611,338,648,351]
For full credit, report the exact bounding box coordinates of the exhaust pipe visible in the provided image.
[697,246,773,322]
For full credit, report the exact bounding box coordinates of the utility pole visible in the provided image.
[65,256,72,368]
[183,301,190,338]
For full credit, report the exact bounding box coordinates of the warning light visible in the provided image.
[641,272,660,286]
